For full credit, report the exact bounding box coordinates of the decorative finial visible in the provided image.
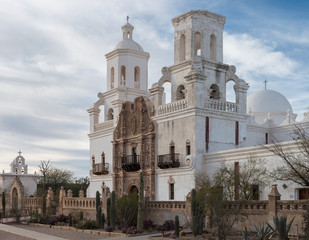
[127,15,129,23]
[263,80,268,90]
[18,150,22,156]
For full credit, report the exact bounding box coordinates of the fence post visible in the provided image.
[268,184,281,218]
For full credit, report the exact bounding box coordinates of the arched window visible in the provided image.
[111,67,115,89]
[168,176,175,200]
[194,32,201,56]
[107,108,114,120]
[134,66,140,89]
[162,81,171,104]
[210,34,216,61]
[186,140,191,155]
[176,85,185,100]
[180,34,186,61]
[170,183,174,200]
[226,80,236,103]
[210,84,220,99]
[121,66,126,85]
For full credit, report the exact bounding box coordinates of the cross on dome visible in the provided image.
[263,80,268,90]
[127,15,129,23]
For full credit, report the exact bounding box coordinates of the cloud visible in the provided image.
[223,32,298,80]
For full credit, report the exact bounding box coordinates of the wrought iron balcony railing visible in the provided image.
[157,154,180,169]
[92,163,109,175]
[121,155,141,172]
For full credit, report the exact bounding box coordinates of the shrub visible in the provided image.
[105,226,114,232]
[56,214,68,223]
[30,212,49,224]
[76,220,98,229]
[126,226,137,234]
[116,194,138,228]
[162,220,175,231]
[143,219,153,230]
[47,216,58,225]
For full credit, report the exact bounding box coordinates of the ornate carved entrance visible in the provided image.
[112,96,156,200]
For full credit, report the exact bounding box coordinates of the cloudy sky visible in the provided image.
[1,0,308,178]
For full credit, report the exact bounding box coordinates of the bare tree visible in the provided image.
[265,126,309,186]
[212,156,269,200]
[38,160,51,217]
[195,176,245,240]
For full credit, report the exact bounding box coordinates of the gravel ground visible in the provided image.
[10,224,112,240]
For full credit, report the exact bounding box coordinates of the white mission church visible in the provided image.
[86,10,309,201]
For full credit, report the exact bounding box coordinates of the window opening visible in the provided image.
[186,140,190,155]
[186,146,190,156]
[162,82,171,104]
[235,121,239,146]
[132,147,137,163]
[170,183,174,200]
[99,105,105,123]
[210,84,220,99]
[121,66,126,85]
[107,108,114,120]
[194,32,201,56]
[210,34,217,61]
[170,145,175,162]
[265,133,268,144]
[134,66,140,89]
[111,67,115,88]
[180,34,186,61]
[206,117,209,152]
[226,80,236,103]
[176,85,185,100]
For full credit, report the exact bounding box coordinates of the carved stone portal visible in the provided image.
[112,96,156,200]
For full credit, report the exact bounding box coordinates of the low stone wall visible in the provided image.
[145,201,187,225]
[22,196,42,215]
[59,197,103,219]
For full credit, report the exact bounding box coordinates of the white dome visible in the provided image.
[247,89,293,114]
[114,39,144,52]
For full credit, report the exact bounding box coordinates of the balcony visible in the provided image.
[121,155,141,172]
[157,154,180,169]
[92,163,109,175]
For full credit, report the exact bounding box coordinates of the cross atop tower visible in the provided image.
[263,80,268,90]
[126,15,129,23]
[18,150,22,156]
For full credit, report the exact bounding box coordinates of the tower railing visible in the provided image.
[157,99,188,115]
[205,99,239,113]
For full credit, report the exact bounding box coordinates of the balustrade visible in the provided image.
[157,99,188,115]
[205,99,239,113]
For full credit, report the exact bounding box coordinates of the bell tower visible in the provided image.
[105,20,150,92]
[172,10,225,64]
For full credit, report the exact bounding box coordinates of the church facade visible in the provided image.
[87,10,309,201]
